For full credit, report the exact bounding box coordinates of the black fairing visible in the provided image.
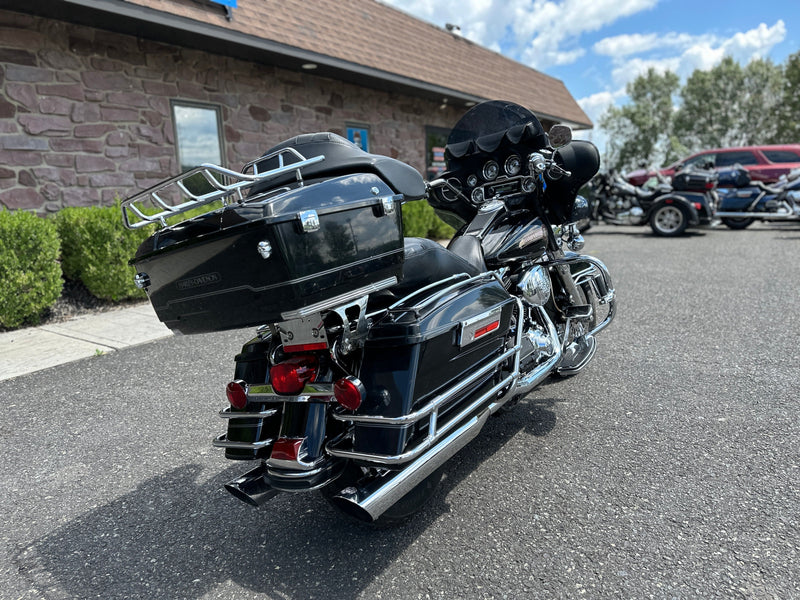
[428,101,548,226]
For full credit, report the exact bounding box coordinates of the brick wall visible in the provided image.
[0,9,464,213]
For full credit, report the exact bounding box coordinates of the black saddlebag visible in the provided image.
[131,173,404,334]
[350,274,516,459]
[672,168,717,192]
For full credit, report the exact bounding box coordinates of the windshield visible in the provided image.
[446,101,546,158]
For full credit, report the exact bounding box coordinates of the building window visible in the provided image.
[346,124,370,152]
[172,101,224,172]
[425,126,450,180]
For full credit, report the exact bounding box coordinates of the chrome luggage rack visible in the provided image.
[121,147,325,229]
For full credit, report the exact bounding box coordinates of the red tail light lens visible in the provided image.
[334,376,365,411]
[226,380,248,409]
[270,355,318,395]
[693,202,703,211]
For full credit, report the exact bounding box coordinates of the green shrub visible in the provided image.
[0,209,63,329]
[402,199,455,239]
[55,204,150,301]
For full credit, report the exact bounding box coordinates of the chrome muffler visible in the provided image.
[715,210,799,220]
[329,407,492,522]
[224,462,280,507]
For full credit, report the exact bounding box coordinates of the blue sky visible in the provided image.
[384,0,798,147]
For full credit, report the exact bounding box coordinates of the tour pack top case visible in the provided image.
[123,133,426,334]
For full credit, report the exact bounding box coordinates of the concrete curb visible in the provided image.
[0,303,172,381]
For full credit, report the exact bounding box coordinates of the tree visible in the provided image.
[674,57,783,148]
[774,50,800,143]
[599,68,680,172]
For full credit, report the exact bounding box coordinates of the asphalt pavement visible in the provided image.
[1,221,799,599]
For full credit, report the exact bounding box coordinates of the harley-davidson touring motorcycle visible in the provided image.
[121,100,616,524]
[715,165,800,229]
[589,165,718,236]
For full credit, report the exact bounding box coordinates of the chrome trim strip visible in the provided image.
[212,434,273,450]
[245,382,335,403]
[280,276,398,320]
[218,406,279,419]
[331,345,517,427]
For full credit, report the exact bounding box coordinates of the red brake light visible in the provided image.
[270,355,318,395]
[693,202,703,211]
[334,376,365,411]
[226,380,248,409]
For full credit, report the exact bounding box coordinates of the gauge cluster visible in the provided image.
[438,153,536,208]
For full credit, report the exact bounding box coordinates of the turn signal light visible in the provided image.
[226,380,248,409]
[270,356,318,395]
[334,376,365,411]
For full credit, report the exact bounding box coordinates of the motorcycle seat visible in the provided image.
[249,132,427,200]
[389,237,483,297]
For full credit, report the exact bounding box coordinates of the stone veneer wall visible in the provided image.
[0,9,464,214]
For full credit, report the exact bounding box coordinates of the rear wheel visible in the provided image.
[650,204,688,236]
[721,217,755,230]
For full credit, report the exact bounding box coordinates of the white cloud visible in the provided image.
[382,0,659,70]
[596,20,787,91]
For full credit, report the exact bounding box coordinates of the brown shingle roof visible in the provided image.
[73,0,593,127]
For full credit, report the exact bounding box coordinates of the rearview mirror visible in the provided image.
[548,124,572,148]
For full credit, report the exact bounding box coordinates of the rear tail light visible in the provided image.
[693,202,703,211]
[226,380,248,409]
[705,181,715,190]
[334,376,365,411]
[270,355,319,395]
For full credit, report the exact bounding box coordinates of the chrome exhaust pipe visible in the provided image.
[224,463,280,507]
[330,408,492,522]
[715,211,799,220]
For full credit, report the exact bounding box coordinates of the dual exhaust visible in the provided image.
[224,407,490,522]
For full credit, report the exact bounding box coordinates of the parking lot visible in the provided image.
[1,222,798,599]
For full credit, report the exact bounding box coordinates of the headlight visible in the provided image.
[504,155,522,176]
[482,160,499,181]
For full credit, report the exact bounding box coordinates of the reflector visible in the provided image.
[334,376,365,411]
[226,380,248,409]
[271,438,304,461]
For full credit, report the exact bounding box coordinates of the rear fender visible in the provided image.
[652,193,700,224]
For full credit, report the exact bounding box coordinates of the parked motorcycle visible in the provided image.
[715,165,800,229]
[589,165,718,236]
[121,100,616,524]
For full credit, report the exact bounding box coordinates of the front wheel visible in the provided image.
[721,216,755,230]
[650,204,688,236]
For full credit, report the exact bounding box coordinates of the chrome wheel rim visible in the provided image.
[655,206,683,233]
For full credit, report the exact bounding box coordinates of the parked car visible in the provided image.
[626,145,800,186]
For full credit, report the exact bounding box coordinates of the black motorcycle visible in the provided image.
[590,166,718,236]
[121,100,616,524]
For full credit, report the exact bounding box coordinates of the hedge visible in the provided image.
[0,209,63,329]
[54,204,150,302]
[402,199,455,239]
